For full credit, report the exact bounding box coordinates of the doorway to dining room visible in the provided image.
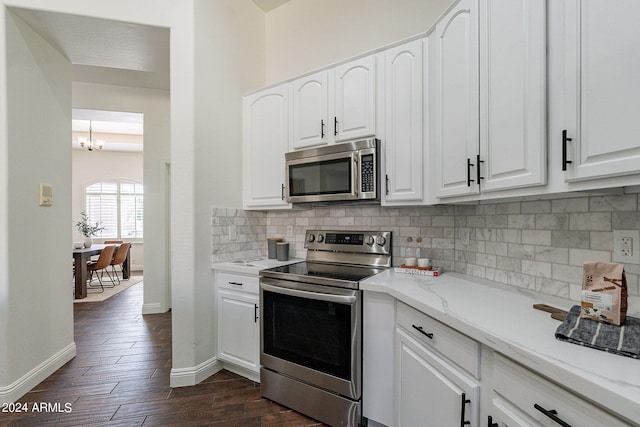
[71,108,145,279]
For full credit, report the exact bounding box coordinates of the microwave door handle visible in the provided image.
[353,154,359,198]
[261,282,356,305]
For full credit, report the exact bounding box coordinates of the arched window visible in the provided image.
[85,180,143,238]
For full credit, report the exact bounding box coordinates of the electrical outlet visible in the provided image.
[286,225,294,238]
[613,230,640,264]
[228,225,237,241]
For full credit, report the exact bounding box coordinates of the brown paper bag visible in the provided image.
[580,262,627,325]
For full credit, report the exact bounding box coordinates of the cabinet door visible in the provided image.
[384,39,424,202]
[292,70,328,149]
[242,86,290,209]
[333,55,377,142]
[432,0,480,199]
[479,0,546,192]
[563,0,640,181]
[217,289,259,372]
[396,328,479,427]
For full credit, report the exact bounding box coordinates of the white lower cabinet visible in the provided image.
[215,271,259,381]
[395,302,480,427]
[486,353,634,427]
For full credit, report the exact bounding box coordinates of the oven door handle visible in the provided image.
[260,282,357,305]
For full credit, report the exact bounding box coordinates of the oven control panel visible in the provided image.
[305,230,391,255]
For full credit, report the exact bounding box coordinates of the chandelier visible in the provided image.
[78,121,105,151]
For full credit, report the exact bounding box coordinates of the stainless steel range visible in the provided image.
[259,229,392,427]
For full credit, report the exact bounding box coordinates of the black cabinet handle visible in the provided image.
[467,158,475,187]
[321,119,325,139]
[534,404,572,427]
[228,281,243,286]
[460,393,471,426]
[385,174,390,195]
[562,130,572,171]
[281,184,285,201]
[488,415,498,427]
[334,116,338,136]
[476,154,484,187]
[254,304,259,323]
[411,324,433,339]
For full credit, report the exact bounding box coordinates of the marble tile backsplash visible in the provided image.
[211,208,266,263]
[212,194,640,306]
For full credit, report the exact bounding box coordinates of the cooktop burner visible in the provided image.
[265,261,386,284]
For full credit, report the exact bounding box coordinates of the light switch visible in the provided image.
[39,183,52,206]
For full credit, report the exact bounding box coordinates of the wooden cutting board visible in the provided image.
[533,303,568,321]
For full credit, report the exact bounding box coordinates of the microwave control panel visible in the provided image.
[361,154,375,193]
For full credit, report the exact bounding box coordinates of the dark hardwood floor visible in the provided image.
[2,282,323,426]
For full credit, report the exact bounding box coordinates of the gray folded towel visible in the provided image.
[555,305,640,359]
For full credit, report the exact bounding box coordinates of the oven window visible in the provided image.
[263,290,352,380]
[289,158,351,196]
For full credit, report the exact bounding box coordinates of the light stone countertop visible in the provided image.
[360,270,640,425]
[212,257,305,275]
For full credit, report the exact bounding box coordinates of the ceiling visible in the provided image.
[10,7,169,90]
[253,0,291,12]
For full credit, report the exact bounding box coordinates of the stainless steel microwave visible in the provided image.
[285,138,379,203]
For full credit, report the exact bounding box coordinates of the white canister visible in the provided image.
[405,257,417,267]
[418,258,431,268]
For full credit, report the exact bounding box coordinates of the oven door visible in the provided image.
[286,151,359,203]
[260,277,361,400]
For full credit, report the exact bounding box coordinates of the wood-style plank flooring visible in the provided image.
[2,282,323,426]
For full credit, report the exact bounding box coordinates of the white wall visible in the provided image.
[1,9,73,403]
[72,82,169,310]
[167,0,265,387]
[264,0,453,84]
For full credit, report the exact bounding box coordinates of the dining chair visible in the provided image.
[109,242,131,285]
[87,245,116,292]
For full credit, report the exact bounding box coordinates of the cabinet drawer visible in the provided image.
[396,301,480,378]
[216,272,259,294]
[492,353,633,427]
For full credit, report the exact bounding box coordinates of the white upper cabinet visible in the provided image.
[431,0,480,199]
[292,70,329,150]
[383,39,424,203]
[242,85,291,210]
[561,0,640,182]
[432,0,547,200]
[333,55,377,142]
[291,55,377,150]
[479,0,546,192]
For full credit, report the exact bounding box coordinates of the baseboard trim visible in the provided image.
[0,342,76,404]
[223,363,259,383]
[170,357,223,388]
[141,302,167,315]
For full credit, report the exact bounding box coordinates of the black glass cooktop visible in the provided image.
[261,261,386,288]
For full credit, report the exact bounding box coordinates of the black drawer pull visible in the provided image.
[460,392,471,426]
[411,324,433,339]
[562,130,572,171]
[228,281,243,286]
[487,415,498,427]
[534,404,572,427]
[321,119,325,139]
[467,158,475,187]
[476,154,484,186]
[254,304,259,323]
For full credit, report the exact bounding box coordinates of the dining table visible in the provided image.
[73,243,130,299]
